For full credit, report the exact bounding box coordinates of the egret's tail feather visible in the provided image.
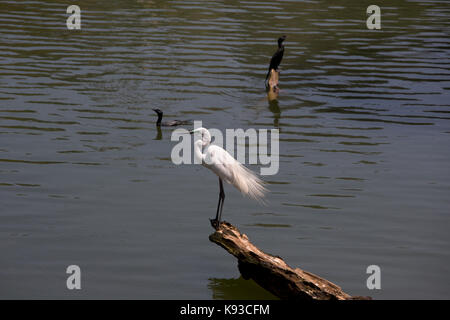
[231,163,268,204]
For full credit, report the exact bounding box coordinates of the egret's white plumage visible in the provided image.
[205,145,267,201]
[191,127,267,229]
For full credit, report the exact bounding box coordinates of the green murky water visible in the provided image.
[0,0,449,299]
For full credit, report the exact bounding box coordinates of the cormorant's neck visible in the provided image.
[156,113,162,126]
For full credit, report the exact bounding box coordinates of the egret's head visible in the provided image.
[190,127,211,146]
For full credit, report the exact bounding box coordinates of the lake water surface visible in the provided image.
[0,0,449,299]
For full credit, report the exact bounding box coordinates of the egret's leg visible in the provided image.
[214,183,222,221]
[217,178,225,225]
[211,178,223,229]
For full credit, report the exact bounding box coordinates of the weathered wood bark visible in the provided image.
[267,68,279,91]
[266,69,279,101]
[209,221,370,300]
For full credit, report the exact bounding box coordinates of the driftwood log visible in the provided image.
[209,221,370,300]
[267,68,279,91]
[266,69,279,101]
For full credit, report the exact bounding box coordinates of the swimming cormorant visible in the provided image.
[152,108,190,127]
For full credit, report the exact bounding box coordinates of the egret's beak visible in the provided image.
[189,130,194,135]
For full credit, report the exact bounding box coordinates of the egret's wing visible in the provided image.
[204,145,235,183]
[205,145,267,203]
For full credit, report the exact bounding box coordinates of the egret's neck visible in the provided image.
[194,139,206,163]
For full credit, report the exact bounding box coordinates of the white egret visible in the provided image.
[190,127,267,230]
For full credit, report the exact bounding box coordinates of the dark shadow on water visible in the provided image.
[208,276,278,300]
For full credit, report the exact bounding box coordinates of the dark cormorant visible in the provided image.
[152,109,191,127]
[265,35,286,83]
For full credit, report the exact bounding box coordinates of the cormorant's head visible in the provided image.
[278,35,287,47]
[152,108,163,115]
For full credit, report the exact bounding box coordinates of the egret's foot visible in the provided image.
[210,219,221,230]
